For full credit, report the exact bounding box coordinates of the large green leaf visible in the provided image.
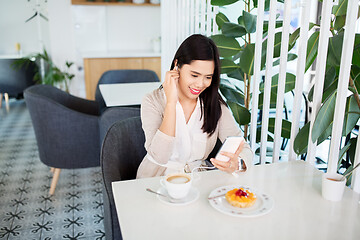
[347,137,358,166]
[351,65,360,92]
[264,0,285,11]
[317,123,333,144]
[219,84,245,105]
[237,16,244,26]
[228,101,251,125]
[293,122,310,155]
[263,21,283,33]
[308,66,337,102]
[302,95,359,147]
[305,31,320,72]
[239,43,255,75]
[260,32,283,68]
[332,0,348,17]
[259,72,296,94]
[267,118,292,139]
[211,0,238,6]
[252,0,258,7]
[338,141,351,163]
[222,22,247,38]
[321,80,338,104]
[243,10,256,33]
[220,59,240,74]
[232,50,242,62]
[334,15,346,31]
[255,127,274,143]
[211,34,242,57]
[216,12,229,29]
[258,91,277,109]
[227,68,244,81]
[311,91,337,143]
[289,23,316,50]
[327,32,344,67]
[343,95,360,136]
[352,34,360,67]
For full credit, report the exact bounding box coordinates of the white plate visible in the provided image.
[208,185,274,217]
[157,187,199,206]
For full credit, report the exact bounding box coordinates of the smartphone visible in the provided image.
[215,136,244,162]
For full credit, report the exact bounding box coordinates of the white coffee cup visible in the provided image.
[322,173,346,201]
[160,173,192,199]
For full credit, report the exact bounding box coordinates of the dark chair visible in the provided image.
[100,116,222,240]
[95,69,159,113]
[99,107,140,146]
[24,84,101,195]
[100,116,146,240]
[0,58,37,111]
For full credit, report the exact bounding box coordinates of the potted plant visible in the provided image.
[14,49,75,93]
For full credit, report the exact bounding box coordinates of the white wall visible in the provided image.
[0,0,50,56]
[0,0,161,97]
[48,0,161,97]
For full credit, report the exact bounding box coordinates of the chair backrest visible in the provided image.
[24,84,100,169]
[100,116,146,240]
[95,69,159,113]
[99,107,140,146]
[0,58,37,97]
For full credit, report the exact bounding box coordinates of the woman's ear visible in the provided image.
[174,59,178,70]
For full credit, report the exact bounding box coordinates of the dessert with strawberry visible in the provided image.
[225,188,257,208]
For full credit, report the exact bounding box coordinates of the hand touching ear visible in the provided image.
[163,65,179,104]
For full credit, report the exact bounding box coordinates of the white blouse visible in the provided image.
[136,88,253,179]
[146,98,208,175]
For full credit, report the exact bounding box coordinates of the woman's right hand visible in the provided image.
[163,66,179,104]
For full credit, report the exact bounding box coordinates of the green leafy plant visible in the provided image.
[14,49,74,93]
[210,0,297,154]
[293,0,360,178]
[211,0,360,177]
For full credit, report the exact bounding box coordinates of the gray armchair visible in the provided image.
[95,69,159,113]
[24,84,101,195]
[100,117,146,240]
[25,84,142,195]
[0,58,37,110]
[99,106,140,146]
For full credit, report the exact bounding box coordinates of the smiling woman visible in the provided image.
[136,34,254,179]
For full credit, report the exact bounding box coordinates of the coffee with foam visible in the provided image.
[167,175,190,184]
[161,173,192,199]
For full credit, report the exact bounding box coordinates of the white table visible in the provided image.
[112,161,360,240]
[99,82,161,107]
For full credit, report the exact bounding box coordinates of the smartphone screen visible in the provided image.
[215,136,244,162]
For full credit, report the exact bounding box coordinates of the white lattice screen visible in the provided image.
[161,0,360,192]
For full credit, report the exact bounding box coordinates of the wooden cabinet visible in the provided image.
[83,57,161,100]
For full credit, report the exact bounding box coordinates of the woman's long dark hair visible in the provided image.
[170,34,225,136]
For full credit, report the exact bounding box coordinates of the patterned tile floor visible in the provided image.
[0,99,105,240]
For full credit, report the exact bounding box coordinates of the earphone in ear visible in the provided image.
[175,65,178,71]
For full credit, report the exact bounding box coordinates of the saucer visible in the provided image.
[157,187,199,206]
[208,185,274,217]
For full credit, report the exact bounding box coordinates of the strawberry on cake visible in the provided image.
[225,188,257,208]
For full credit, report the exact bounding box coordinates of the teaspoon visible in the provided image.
[146,188,181,203]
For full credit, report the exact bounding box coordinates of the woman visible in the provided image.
[136,34,253,178]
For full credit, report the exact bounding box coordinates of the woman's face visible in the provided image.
[177,60,215,102]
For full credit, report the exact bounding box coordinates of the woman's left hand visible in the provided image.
[210,140,245,173]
